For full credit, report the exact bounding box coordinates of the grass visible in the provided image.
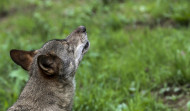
[0,0,190,111]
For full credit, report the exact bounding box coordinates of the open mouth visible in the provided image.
[82,41,90,54]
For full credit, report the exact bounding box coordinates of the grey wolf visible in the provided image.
[7,26,90,111]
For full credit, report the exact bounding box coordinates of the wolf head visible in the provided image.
[10,26,90,79]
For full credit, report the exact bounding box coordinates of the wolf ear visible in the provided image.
[10,49,37,71]
[37,54,61,75]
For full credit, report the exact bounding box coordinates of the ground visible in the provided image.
[0,0,190,111]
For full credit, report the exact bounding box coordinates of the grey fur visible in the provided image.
[8,26,90,111]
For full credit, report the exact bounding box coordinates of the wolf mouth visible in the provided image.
[82,41,90,54]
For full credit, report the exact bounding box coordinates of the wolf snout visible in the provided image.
[77,26,86,33]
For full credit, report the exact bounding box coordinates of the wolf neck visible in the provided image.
[14,69,75,111]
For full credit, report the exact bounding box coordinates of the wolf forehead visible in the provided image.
[38,39,76,58]
[42,39,67,49]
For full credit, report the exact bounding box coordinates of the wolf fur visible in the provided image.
[7,26,90,111]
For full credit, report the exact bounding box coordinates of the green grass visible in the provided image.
[0,0,190,111]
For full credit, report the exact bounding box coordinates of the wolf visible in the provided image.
[7,26,90,111]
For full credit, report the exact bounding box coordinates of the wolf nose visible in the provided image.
[77,26,86,33]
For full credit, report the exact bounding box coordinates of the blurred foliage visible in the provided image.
[0,0,190,111]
